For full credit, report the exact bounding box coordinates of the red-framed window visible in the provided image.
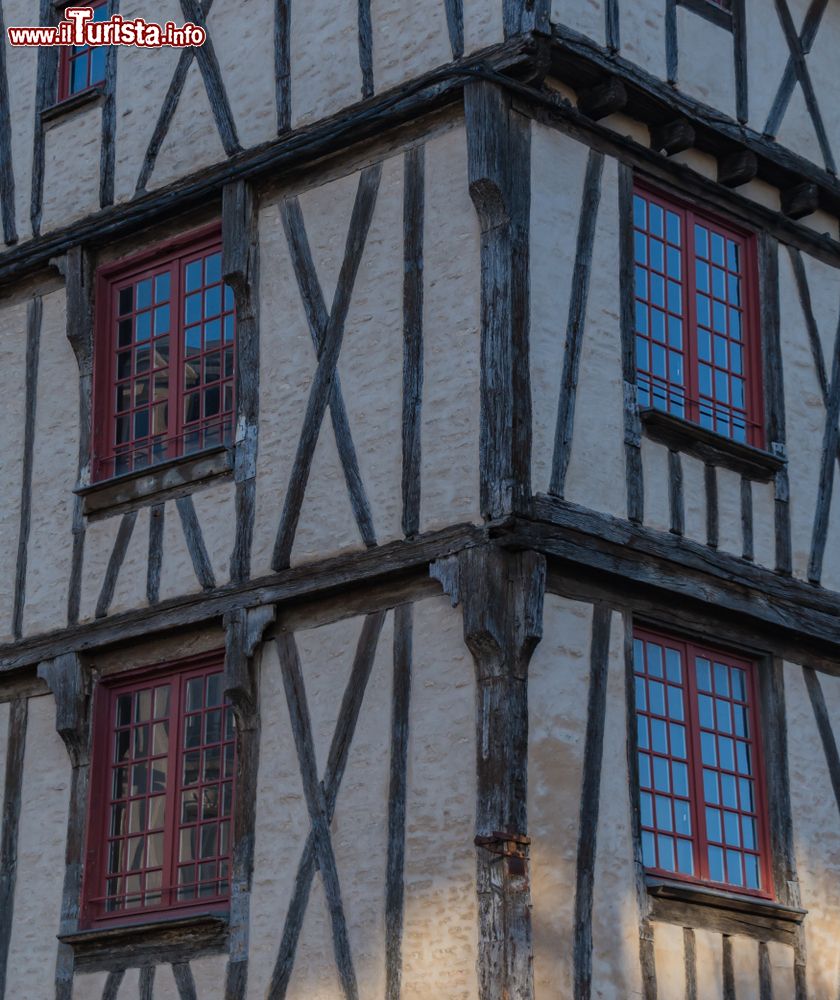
[633,628,772,897]
[57,1,108,102]
[632,183,763,447]
[93,226,236,482]
[82,654,236,927]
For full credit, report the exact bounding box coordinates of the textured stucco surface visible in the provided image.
[4,695,70,1000]
[248,595,477,999]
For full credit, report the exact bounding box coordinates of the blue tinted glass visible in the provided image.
[653,757,670,793]
[633,195,646,229]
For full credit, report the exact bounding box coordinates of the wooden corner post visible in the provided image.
[457,545,545,1000]
[465,80,532,521]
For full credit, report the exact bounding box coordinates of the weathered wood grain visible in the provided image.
[808,317,840,583]
[402,145,425,539]
[0,698,28,999]
[764,0,827,137]
[668,450,684,537]
[13,297,43,639]
[741,477,753,561]
[444,0,464,59]
[465,80,532,519]
[29,0,58,236]
[605,0,619,51]
[618,163,644,524]
[732,0,748,123]
[357,0,373,98]
[758,940,772,999]
[665,0,677,83]
[275,0,291,132]
[139,965,155,1000]
[101,970,125,1000]
[385,604,412,1000]
[0,0,17,244]
[95,511,139,618]
[573,604,612,1000]
[99,0,120,208]
[802,666,840,819]
[147,503,165,605]
[269,612,385,998]
[550,149,604,498]
[272,164,382,570]
[459,546,545,1000]
[276,630,364,1000]
[704,463,718,550]
[684,927,697,1000]
[722,935,735,1000]
[223,179,261,584]
[176,496,216,592]
[172,962,198,1000]
[279,193,376,553]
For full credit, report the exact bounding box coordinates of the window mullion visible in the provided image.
[684,641,710,883]
[683,207,699,428]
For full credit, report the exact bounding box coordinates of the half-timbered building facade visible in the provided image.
[1,0,840,997]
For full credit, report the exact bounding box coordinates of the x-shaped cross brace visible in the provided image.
[135,0,240,193]
[271,611,387,999]
[272,163,382,571]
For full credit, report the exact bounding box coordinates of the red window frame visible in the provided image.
[82,652,236,928]
[57,0,109,103]
[632,627,773,898]
[93,224,236,483]
[632,182,764,448]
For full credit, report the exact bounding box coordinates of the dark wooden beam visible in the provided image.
[782,181,819,220]
[650,119,695,156]
[401,145,424,539]
[0,0,17,243]
[0,698,28,998]
[717,150,758,188]
[577,77,627,121]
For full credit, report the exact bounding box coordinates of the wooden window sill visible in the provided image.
[640,408,785,482]
[42,86,104,125]
[647,876,806,944]
[78,446,232,519]
[59,912,228,971]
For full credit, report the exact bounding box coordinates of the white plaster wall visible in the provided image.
[3,0,38,247]
[190,481,237,586]
[152,955,228,999]
[681,453,707,547]
[23,290,79,636]
[716,466,742,558]
[674,9,736,121]
[462,0,504,54]
[550,0,605,46]
[40,107,102,233]
[619,1,667,81]
[730,936,761,1000]
[591,612,644,998]
[651,921,684,999]
[785,662,840,999]
[530,127,625,518]
[751,479,776,571]
[777,247,835,584]
[371,0,452,94]
[529,595,593,998]
[77,513,121,623]
[73,971,112,999]
[694,928,723,1000]
[248,595,477,999]
[0,296,28,642]
[419,126,482,534]
[641,437,670,534]
[5,694,70,1000]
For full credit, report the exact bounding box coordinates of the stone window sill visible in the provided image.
[640,408,785,482]
[77,446,232,519]
[647,876,806,944]
[59,912,228,971]
[42,86,104,126]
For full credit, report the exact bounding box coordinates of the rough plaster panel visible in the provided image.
[681,453,706,546]
[371,0,451,93]
[751,479,776,571]
[462,0,504,53]
[800,209,840,243]
[153,957,227,1000]
[290,0,362,129]
[563,158,626,519]
[190,481,236,587]
[0,297,28,641]
[693,927,723,1000]
[550,0,605,46]
[330,612,393,998]
[40,107,102,233]
[106,506,150,617]
[591,613,644,999]
[778,249,827,582]
[651,920,684,999]
[147,59,228,193]
[78,513,123,622]
[285,879,346,998]
[529,595,593,1000]
[601,111,651,147]
[675,9,736,120]
[669,148,717,182]
[401,596,477,999]
[619,1,667,81]
[731,935,760,1000]
[73,971,112,999]
[5,695,70,1000]
[329,153,404,551]
[766,940,796,998]
[745,0,790,134]
[157,496,206,603]
[641,437,671,534]
[739,179,782,214]
[4,0,38,246]
[785,663,840,999]
[206,0,275,151]
[21,291,77,636]
[0,701,8,809]
[529,124,588,496]
[111,0,183,204]
[419,126,482,533]
[716,466,742,558]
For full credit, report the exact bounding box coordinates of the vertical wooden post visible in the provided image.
[465,81,532,521]
[457,546,545,1000]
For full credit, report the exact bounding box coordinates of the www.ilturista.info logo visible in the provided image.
[7,6,206,48]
